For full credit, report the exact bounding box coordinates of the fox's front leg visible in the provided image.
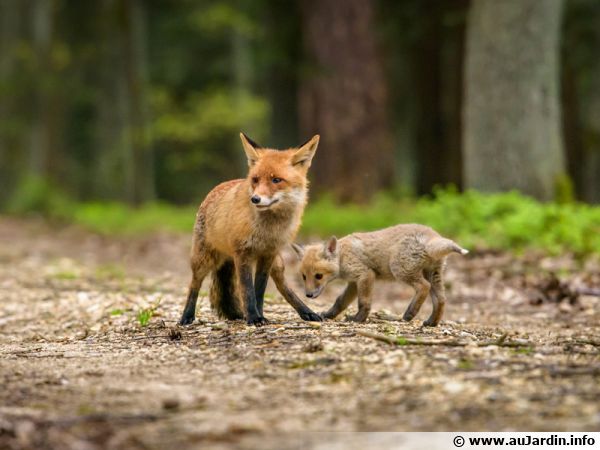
[254,255,274,317]
[346,271,375,322]
[270,255,322,322]
[235,254,267,326]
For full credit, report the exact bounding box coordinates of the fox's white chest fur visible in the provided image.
[245,189,305,257]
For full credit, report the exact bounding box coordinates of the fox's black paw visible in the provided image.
[179,315,195,326]
[247,316,269,327]
[299,311,323,322]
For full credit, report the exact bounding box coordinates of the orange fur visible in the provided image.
[179,133,322,326]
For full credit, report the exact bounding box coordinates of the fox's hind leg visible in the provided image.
[210,259,244,320]
[270,255,322,322]
[423,262,446,327]
[389,237,431,323]
[180,255,212,325]
[401,275,431,323]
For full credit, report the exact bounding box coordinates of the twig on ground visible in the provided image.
[357,330,532,348]
[578,288,600,297]
[549,366,600,377]
[558,338,600,347]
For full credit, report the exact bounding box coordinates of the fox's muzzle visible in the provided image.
[305,287,323,299]
[250,194,279,208]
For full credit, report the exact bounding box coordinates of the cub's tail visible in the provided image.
[426,237,469,260]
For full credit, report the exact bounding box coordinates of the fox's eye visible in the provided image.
[251,176,259,184]
[315,274,323,280]
[302,274,306,281]
[272,177,283,184]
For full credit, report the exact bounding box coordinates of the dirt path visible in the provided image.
[1,217,599,449]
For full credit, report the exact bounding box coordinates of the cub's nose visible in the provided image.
[306,292,314,298]
[251,195,261,204]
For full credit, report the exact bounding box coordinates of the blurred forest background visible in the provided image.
[1,0,600,241]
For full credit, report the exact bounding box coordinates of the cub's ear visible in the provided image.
[292,134,319,167]
[291,243,305,259]
[240,132,262,167]
[324,236,337,258]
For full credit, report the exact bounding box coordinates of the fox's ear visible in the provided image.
[292,134,319,167]
[291,243,304,259]
[240,132,261,167]
[324,236,337,258]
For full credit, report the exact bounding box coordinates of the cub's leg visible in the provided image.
[401,274,431,323]
[346,270,375,322]
[322,282,357,320]
[423,263,446,327]
[270,255,322,322]
[389,237,430,323]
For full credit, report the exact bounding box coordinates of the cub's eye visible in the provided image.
[302,274,306,281]
[272,177,283,184]
[251,176,259,184]
[315,274,323,280]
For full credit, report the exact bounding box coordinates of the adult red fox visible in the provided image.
[179,133,322,326]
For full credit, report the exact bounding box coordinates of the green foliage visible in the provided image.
[72,202,195,235]
[303,188,600,256]
[5,187,600,255]
[554,174,575,204]
[6,176,73,219]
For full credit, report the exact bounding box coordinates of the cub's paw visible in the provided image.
[402,311,415,322]
[422,318,439,327]
[345,313,368,323]
[299,310,323,322]
[320,311,337,321]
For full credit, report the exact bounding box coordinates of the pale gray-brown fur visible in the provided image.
[293,224,468,326]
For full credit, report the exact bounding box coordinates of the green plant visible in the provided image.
[136,299,161,327]
[137,309,154,327]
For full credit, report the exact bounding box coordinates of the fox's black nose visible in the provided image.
[306,293,313,298]
[251,195,261,204]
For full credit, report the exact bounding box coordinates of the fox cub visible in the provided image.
[293,224,468,326]
[179,133,322,327]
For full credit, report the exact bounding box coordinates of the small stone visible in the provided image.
[162,398,180,411]
[303,340,324,353]
[168,328,182,340]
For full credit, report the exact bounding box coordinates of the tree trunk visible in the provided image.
[413,0,467,195]
[463,0,565,200]
[28,0,54,179]
[121,0,154,204]
[0,1,19,203]
[580,61,600,203]
[299,0,394,203]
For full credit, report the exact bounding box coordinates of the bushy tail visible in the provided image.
[426,237,469,260]
[209,259,244,320]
